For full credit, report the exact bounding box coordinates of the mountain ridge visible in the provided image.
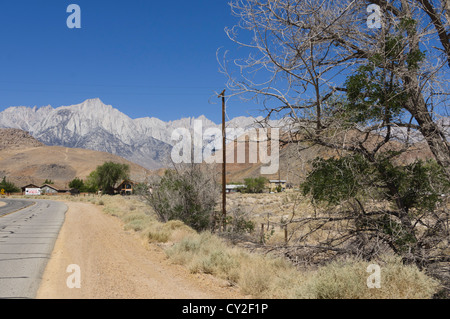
[0,98,276,170]
[1,98,446,173]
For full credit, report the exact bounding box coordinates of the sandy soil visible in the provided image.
[36,201,246,299]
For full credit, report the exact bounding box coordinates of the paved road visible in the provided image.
[0,199,67,298]
[0,199,35,217]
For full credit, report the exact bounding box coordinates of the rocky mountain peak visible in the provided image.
[0,99,281,169]
[0,128,44,150]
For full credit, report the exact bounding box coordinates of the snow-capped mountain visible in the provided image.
[0,98,275,170]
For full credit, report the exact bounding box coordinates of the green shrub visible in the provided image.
[145,166,219,231]
[242,177,268,193]
[0,177,20,193]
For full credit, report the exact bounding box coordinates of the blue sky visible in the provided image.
[0,0,258,123]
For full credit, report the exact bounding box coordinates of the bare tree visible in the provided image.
[221,0,450,178]
[221,0,450,295]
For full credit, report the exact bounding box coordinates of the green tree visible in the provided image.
[224,0,450,179]
[68,177,86,192]
[0,177,20,193]
[243,177,268,193]
[225,0,450,295]
[85,170,99,193]
[302,155,449,266]
[87,162,130,195]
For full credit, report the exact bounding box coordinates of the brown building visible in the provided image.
[116,180,136,195]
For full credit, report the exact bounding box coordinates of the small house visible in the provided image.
[268,179,287,192]
[225,184,245,193]
[21,184,41,196]
[116,180,135,195]
[40,184,59,195]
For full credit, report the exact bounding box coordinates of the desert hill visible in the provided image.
[0,128,44,150]
[0,128,152,190]
[219,129,436,185]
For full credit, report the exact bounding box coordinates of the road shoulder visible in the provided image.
[36,200,245,299]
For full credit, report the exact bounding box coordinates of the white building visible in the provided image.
[225,184,245,193]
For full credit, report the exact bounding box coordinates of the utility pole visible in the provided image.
[219,89,226,231]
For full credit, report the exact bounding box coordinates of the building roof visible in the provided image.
[116,180,136,186]
[226,184,245,189]
[115,180,137,191]
[21,184,40,190]
[21,184,68,192]
[41,184,59,191]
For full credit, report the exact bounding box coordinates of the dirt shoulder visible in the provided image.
[36,201,246,299]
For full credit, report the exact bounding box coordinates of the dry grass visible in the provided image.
[295,256,440,299]
[164,230,439,299]
[25,194,442,299]
[165,231,305,298]
[226,191,314,245]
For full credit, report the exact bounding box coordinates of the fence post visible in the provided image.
[284,225,288,245]
[260,223,265,244]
